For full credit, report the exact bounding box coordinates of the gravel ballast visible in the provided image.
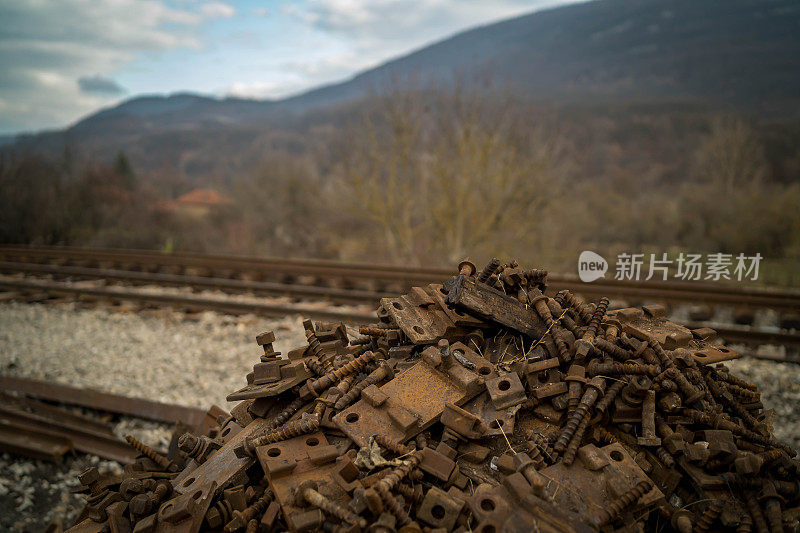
[0,301,798,531]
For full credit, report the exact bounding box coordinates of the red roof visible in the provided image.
[175,189,234,206]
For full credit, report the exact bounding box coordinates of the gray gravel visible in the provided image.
[0,301,308,531]
[0,301,798,531]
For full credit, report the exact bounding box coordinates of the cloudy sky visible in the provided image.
[0,0,580,135]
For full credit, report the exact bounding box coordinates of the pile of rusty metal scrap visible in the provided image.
[67,258,800,533]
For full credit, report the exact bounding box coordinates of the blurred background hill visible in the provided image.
[2,0,799,284]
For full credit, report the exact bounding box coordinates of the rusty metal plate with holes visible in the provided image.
[255,431,346,531]
[171,418,270,499]
[539,443,664,527]
[333,353,484,447]
[416,486,464,530]
[612,308,693,349]
[154,483,216,533]
[690,343,740,365]
[226,360,312,401]
[380,287,465,344]
[486,373,527,409]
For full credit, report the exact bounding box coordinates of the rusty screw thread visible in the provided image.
[374,434,414,456]
[243,418,319,456]
[524,441,548,468]
[477,258,501,283]
[567,382,583,415]
[334,364,390,410]
[593,427,617,444]
[762,499,783,533]
[584,297,609,341]
[307,350,378,397]
[694,500,723,532]
[744,492,770,533]
[395,482,423,504]
[659,367,704,405]
[552,329,573,364]
[305,358,326,376]
[244,519,258,533]
[523,268,548,284]
[555,379,606,453]
[595,380,625,414]
[555,290,593,324]
[125,435,171,470]
[708,379,760,429]
[589,361,661,377]
[303,486,367,528]
[684,409,796,457]
[594,338,634,360]
[596,480,653,527]
[268,396,307,429]
[715,370,759,391]
[654,446,675,468]
[224,493,271,533]
[360,326,390,337]
[375,450,424,493]
[375,484,411,526]
[723,381,762,402]
[737,513,753,533]
[562,415,591,466]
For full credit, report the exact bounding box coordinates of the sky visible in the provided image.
[0,0,581,135]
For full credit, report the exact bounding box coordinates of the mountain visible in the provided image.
[6,0,800,179]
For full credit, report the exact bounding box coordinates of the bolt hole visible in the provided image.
[191,490,202,500]
[392,302,403,310]
[346,413,359,423]
[221,427,231,437]
[183,477,195,487]
[718,348,729,353]
[480,498,496,511]
[413,326,424,334]
[306,437,319,447]
[489,419,504,429]
[431,504,446,520]
[695,351,708,358]
[478,367,491,376]
[610,450,624,462]
[537,372,549,383]
[498,380,511,391]
[267,447,281,457]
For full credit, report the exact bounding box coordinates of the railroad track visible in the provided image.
[1,245,799,311]
[0,245,798,358]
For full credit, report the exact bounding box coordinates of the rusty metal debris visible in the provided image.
[65,258,800,532]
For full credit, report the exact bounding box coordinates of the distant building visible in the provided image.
[171,188,234,217]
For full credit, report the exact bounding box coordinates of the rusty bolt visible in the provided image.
[554,376,606,453]
[595,480,652,527]
[694,499,723,533]
[297,480,367,528]
[477,258,501,283]
[236,416,319,457]
[125,435,172,471]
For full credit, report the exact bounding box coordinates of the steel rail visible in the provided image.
[0,261,391,305]
[0,278,376,323]
[1,245,797,310]
[0,375,208,426]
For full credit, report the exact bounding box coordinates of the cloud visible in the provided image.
[0,0,234,134]
[200,2,235,19]
[283,0,582,89]
[78,75,127,96]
